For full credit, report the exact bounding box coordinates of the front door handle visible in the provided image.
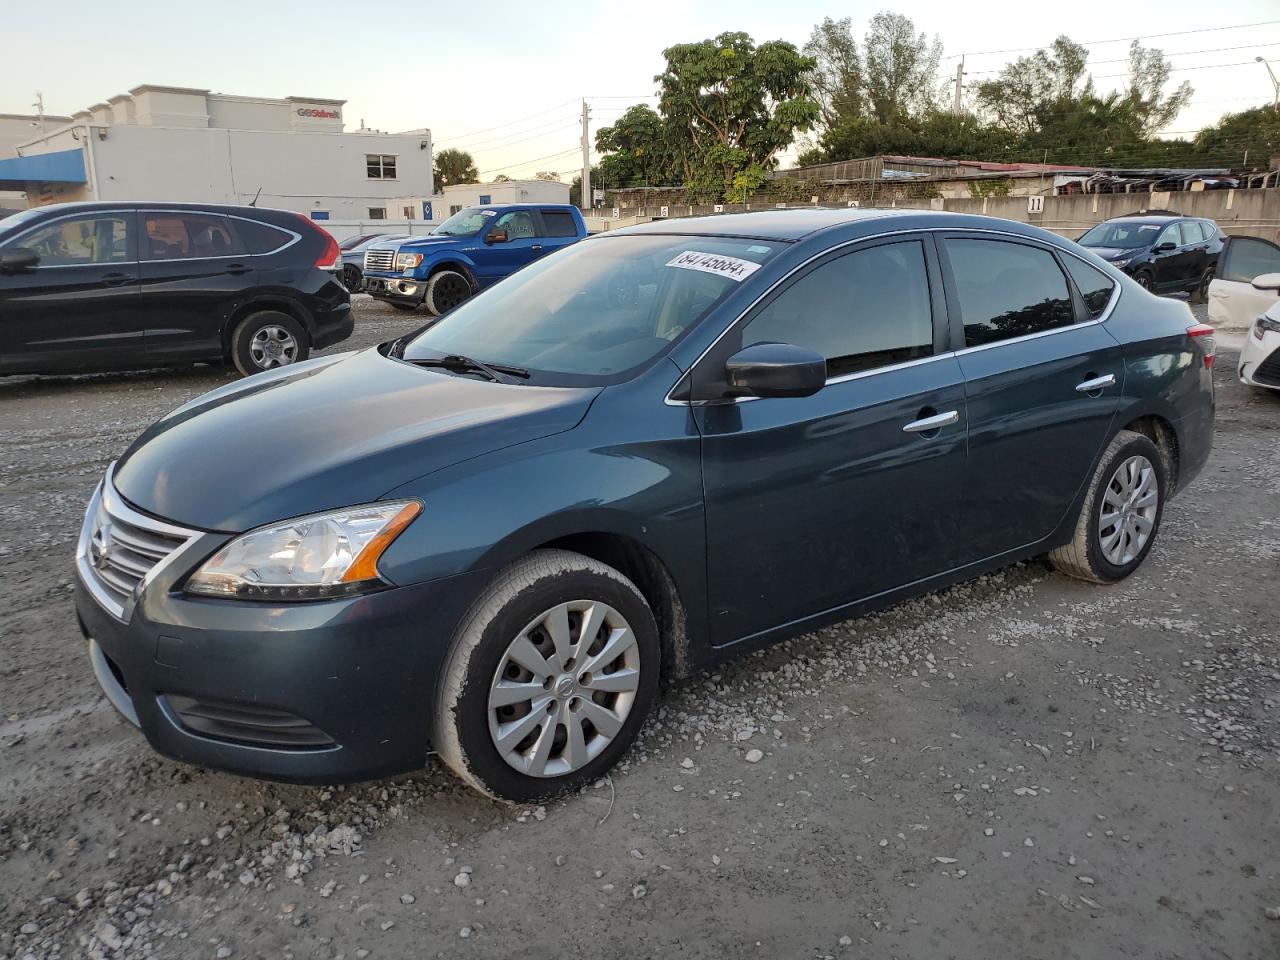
[225,263,250,275]
[903,410,960,433]
[531,244,543,252]
[1075,374,1117,394]
[100,272,132,287]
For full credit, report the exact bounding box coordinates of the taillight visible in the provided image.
[1186,322,1215,368]
[291,214,341,270]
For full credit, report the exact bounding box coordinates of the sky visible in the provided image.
[4,0,1279,182]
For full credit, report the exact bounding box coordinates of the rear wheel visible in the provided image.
[435,550,661,802]
[424,270,472,317]
[1190,267,1213,304]
[231,310,309,377]
[1133,270,1155,292]
[1049,430,1167,583]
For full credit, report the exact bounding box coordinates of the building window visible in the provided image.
[366,155,397,179]
[403,206,415,220]
[450,205,463,215]
[368,207,386,220]
[310,211,330,221]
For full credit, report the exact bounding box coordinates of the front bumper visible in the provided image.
[75,491,490,784]
[1238,328,1280,390]
[364,274,424,304]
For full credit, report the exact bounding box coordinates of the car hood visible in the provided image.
[1083,246,1140,261]
[113,349,599,532]
[398,235,470,249]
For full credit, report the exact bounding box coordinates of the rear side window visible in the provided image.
[1219,236,1280,283]
[1200,221,1220,241]
[1063,256,1117,320]
[943,238,1074,347]
[743,240,934,377]
[1179,221,1204,244]
[142,214,245,260]
[540,211,578,238]
[236,218,294,255]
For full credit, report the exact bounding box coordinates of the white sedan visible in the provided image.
[1205,236,1280,391]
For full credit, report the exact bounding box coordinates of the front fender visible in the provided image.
[414,251,480,290]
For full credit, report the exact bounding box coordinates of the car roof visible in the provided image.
[10,200,300,218]
[615,207,918,241]
[1098,214,1192,225]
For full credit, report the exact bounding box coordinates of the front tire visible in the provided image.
[435,550,661,802]
[1133,270,1155,292]
[231,310,309,377]
[1049,430,1167,583]
[424,269,472,317]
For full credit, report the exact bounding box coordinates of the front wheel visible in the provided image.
[424,270,472,317]
[1133,270,1155,292]
[435,550,661,802]
[1049,430,1167,583]
[231,310,309,377]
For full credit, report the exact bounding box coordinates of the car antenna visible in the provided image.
[248,187,262,207]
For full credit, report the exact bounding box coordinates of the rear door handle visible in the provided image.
[1075,374,1117,393]
[99,272,133,287]
[903,410,960,433]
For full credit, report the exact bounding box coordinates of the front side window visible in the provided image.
[944,238,1074,348]
[366,154,397,179]
[401,235,779,384]
[1156,224,1181,248]
[493,210,536,239]
[742,241,934,377]
[142,213,244,260]
[1219,236,1280,283]
[432,207,493,237]
[16,215,130,265]
[1063,256,1117,320]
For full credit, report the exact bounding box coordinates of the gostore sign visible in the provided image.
[296,107,340,119]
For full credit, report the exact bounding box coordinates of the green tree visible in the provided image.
[1121,40,1193,136]
[535,170,561,181]
[974,36,1093,137]
[594,104,678,188]
[803,16,864,128]
[1193,105,1280,170]
[433,148,478,189]
[862,12,943,124]
[656,31,820,199]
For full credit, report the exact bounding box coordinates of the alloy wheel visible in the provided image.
[487,600,641,778]
[434,274,469,311]
[249,325,299,370]
[1098,454,1158,566]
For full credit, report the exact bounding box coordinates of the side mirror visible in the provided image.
[1154,241,1177,253]
[0,247,39,273]
[485,228,509,244]
[724,342,826,399]
[1251,272,1280,291]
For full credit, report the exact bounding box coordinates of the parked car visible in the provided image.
[75,209,1215,801]
[339,234,411,293]
[1076,214,1222,298]
[362,203,587,314]
[338,233,385,251]
[1205,235,1280,391]
[0,201,351,377]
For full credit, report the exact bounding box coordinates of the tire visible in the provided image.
[424,269,472,317]
[435,549,661,802]
[341,265,363,293]
[1190,267,1213,304]
[1049,430,1167,584]
[1133,270,1155,292]
[231,310,309,377]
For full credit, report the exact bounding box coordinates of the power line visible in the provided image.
[442,117,580,152]
[1086,40,1280,67]
[943,19,1280,58]
[480,146,581,176]
[967,56,1273,77]
[434,98,579,144]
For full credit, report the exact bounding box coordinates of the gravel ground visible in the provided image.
[1,297,1278,960]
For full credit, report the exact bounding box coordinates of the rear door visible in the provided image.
[697,236,968,646]
[1207,236,1280,330]
[138,211,255,362]
[939,234,1124,565]
[0,210,141,373]
[475,210,542,286]
[1152,222,1193,290]
[535,209,581,259]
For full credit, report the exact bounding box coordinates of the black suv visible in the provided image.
[1077,213,1223,298]
[0,202,352,377]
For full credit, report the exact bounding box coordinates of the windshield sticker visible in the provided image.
[666,250,761,282]
[480,210,497,217]
[747,244,772,254]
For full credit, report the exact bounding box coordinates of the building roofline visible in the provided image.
[128,84,212,97]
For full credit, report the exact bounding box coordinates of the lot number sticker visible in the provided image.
[666,250,761,282]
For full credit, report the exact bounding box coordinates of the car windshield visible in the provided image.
[431,208,496,237]
[1078,221,1165,249]
[400,234,781,385]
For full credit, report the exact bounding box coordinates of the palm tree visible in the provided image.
[433,149,479,189]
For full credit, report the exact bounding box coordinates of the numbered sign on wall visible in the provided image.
[659,205,669,218]
[713,204,724,214]
[1027,196,1045,214]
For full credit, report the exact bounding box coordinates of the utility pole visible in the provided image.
[580,99,592,212]
[951,57,965,115]
[1257,57,1280,113]
[33,91,45,133]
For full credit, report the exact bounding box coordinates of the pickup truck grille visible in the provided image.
[364,249,396,272]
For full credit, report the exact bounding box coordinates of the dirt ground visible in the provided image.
[1,298,1277,960]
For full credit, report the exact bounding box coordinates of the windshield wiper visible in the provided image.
[408,353,529,384]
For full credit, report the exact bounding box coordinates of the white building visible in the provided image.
[0,113,72,210]
[437,179,571,217]
[0,85,433,221]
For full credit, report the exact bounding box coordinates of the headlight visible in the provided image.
[185,501,420,601]
[396,252,423,269]
[1255,315,1280,341]
[1111,258,1131,268]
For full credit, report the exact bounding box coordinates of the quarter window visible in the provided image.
[943,238,1074,347]
[743,241,934,377]
[1063,256,1117,320]
[17,215,130,265]
[142,214,244,260]
[1180,221,1204,244]
[236,219,292,254]
[366,154,397,179]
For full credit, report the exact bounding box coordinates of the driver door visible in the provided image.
[475,210,542,287]
[695,237,968,647]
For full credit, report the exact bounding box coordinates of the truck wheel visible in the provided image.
[1049,430,1167,584]
[435,549,661,802]
[231,311,309,377]
[424,270,472,316]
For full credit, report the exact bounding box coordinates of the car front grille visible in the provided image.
[165,695,336,750]
[77,466,198,620]
[1255,345,1280,387]
[364,248,396,272]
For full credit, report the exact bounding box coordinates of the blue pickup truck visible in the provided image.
[362,203,587,315]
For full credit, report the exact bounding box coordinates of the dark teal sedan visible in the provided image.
[75,209,1215,801]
